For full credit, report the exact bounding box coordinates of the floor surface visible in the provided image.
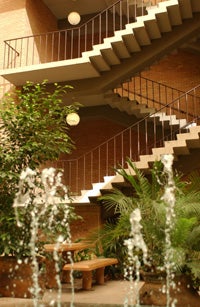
[0,279,145,306]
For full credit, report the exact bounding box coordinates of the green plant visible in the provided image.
[91,158,200,287]
[0,81,80,258]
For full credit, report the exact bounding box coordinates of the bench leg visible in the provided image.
[96,267,105,285]
[82,271,93,290]
[45,259,59,288]
[62,270,71,283]
[61,251,73,283]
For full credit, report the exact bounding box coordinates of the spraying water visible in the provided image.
[161,154,177,307]
[124,154,178,307]
[124,208,148,307]
[13,167,74,307]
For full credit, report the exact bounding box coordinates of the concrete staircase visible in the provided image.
[2,0,200,96]
[71,124,200,203]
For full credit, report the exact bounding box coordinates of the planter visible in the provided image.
[0,256,45,298]
[140,272,199,307]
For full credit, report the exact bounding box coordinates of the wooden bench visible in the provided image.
[63,257,118,290]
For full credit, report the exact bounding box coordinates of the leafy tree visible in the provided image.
[0,81,80,257]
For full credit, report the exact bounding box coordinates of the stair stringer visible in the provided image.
[72,125,200,203]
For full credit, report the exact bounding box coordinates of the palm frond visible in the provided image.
[187,170,200,191]
[186,225,200,251]
[172,217,197,247]
[98,189,134,215]
[117,159,151,201]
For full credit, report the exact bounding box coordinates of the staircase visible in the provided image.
[59,81,200,203]
[1,0,200,97]
[1,0,200,204]
[69,123,200,203]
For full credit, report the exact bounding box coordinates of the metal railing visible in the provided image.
[3,0,169,69]
[56,83,200,194]
[114,75,187,109]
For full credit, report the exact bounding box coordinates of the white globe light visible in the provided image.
[67,11,81,25]
[66,112,80,126]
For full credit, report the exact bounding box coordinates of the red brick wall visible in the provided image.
[70,204,102,241]
[142,50,200,91]
[0,0,58,83]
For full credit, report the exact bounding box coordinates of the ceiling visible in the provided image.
[42,0,117,19]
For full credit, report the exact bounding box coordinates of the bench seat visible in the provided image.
[63,257,118,290]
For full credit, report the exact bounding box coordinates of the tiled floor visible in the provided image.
[0,279,144,306]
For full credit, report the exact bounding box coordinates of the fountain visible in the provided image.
[2,155,198,307]
[161,154,177,307]
[124,208,148,307]
[123,154,178,307]
[13,167,74,307]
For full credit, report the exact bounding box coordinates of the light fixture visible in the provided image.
[67,11,81,25]
[66,112,80,126]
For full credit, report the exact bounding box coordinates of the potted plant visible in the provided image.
[0,80,80,298]
[91,158,200,305]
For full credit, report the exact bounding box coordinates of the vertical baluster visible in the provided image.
[98,147,101,183]
[99,14,101,44]
[84,24,87,52]
[153,112,157,148]
[91,152,93,187]
[68,161,72,192]
[76,159,79,194]
[92,19,94,47]
[19,38,24,67]
[78,28,81,58]
[7,43,10,69]
[3,43,6,69]
[114,137,116,168]
[106,9,108,37]
[113,5,115,32]
[185,93,188,124]
[106,141,108,176]
[71,29,74,59]
[51,32,55,62]
[145,118,148,154]
[127,0,130,24]
[25,37,29,66]
[14,40,17,68]
[82,155,85,190]
[58,31,61,61]
[45,34,48,63]
[137,123,140,158]
[129,127,132,160]
[119,0,122,30]
[32,37,35,65]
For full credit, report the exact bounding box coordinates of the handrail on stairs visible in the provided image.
[56,83,200,195]
[3,0,169,69]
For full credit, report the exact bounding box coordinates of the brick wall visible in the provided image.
[0,0,57,81]
[70,204,102,241]
[142,50,200,91]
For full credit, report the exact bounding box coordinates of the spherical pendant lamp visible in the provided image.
[67,11,81,25]
[66,112,80,126]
